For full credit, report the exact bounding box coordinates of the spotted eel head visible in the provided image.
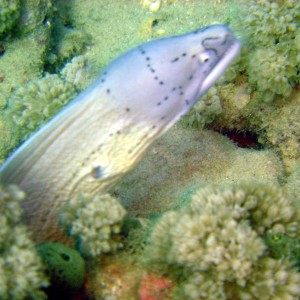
[99,24,240,134]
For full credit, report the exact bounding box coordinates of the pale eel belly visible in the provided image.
[0,25,241,243]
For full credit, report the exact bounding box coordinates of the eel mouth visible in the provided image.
[200,39,241,94]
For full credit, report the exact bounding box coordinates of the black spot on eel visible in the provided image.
[0,25,241,243]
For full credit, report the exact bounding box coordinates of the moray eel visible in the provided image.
[0,25,240,243]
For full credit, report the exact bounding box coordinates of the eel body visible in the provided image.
[0,25,240,242]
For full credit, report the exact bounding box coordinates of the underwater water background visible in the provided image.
[0,0,300,299]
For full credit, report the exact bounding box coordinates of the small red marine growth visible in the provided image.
[138,273,173,300]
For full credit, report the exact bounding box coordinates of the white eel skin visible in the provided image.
[0,24,241,243]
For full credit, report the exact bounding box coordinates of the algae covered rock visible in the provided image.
[53,28,91,65]
[285,163,300,203]
[0,0,21,38]
[0,116,18,164]
[112,127,282,217]
[248,89,300,173]
[37,242,85,295]
[16,0,52,35]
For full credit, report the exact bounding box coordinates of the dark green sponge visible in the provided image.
[264,233,300,266]
[38,242,85,294]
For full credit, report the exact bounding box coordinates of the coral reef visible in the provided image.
[0,0,20,38]
[209,0,300,173]
[50,26,91,66]
[249,89,300,172]
[0,0,54,106]
[38,242,85,295]
[86,259,145,299]
[16,0,52,35]
[85,247,177,300]
[184,258,300,300]
[4,74,76,136]
[240,0,299,46]
[0,27,50,104]
[146,183,300,299]
[248,48,295,100]
[59,193,126,258]
[0,184,48,300]
[60,55,91,90]
[1,74,77,159]
[1,0,300,297]
[210,82,251,132]
[212,82,300,173]
[237,0,300,101]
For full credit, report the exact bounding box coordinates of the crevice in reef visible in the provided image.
[217,128,263,150]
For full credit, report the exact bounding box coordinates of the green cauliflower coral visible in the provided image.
[60,55,92,91]
[3,74,77,157]
[59,193,126,258]
[237,0,300,101]
[0,184,48,300]
[240,1,299,46]
[146,183,300,299]
[182,87,222,128]
[185,257,300,300]
[248,48,295,100]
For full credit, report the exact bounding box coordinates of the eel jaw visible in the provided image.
[199,39,241,95]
